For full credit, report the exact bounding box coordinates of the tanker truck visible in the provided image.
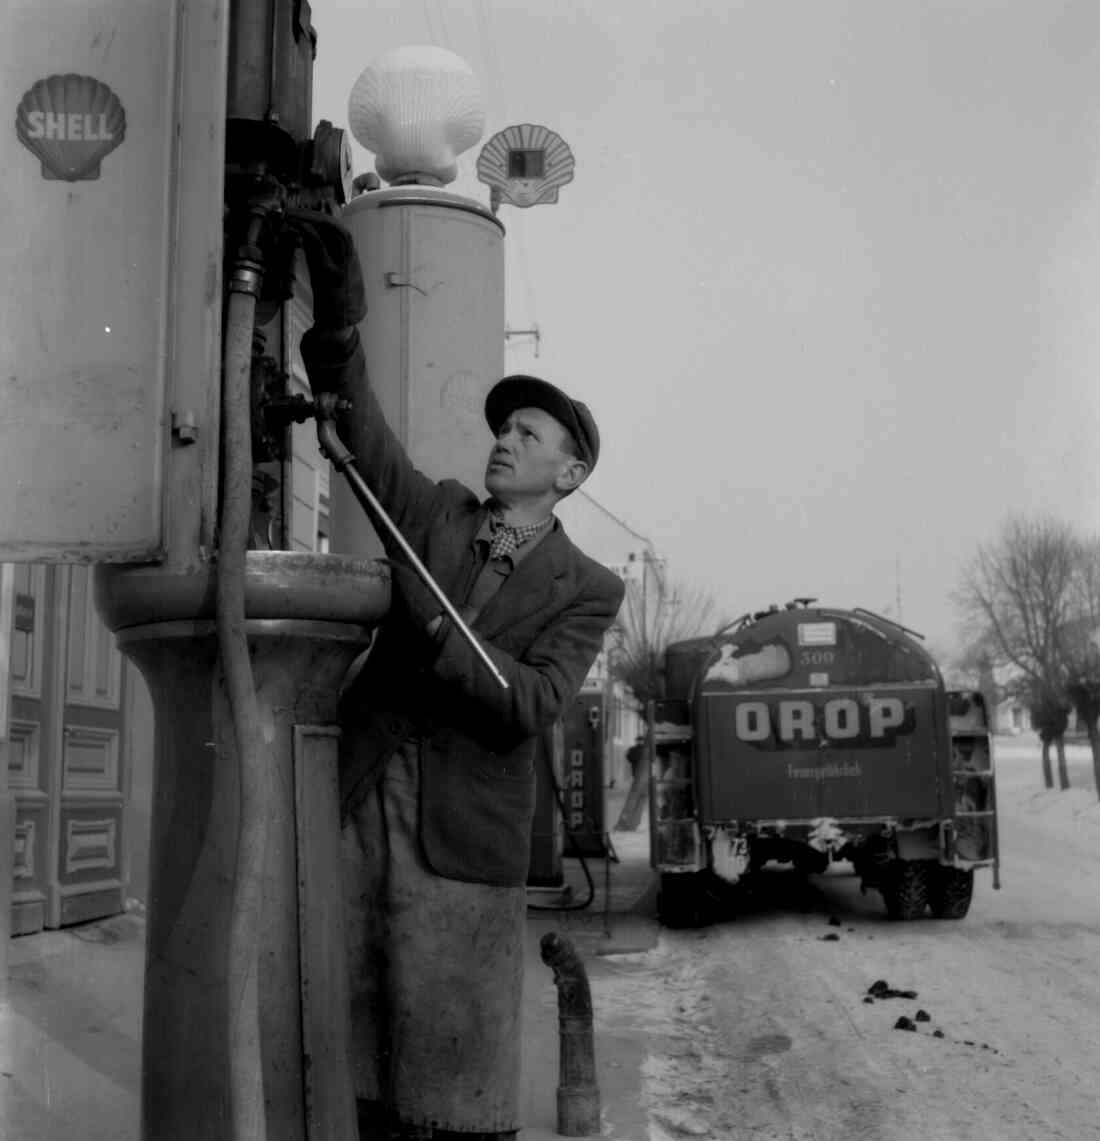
[648,600,1000,927]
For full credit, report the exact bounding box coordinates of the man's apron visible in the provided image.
[342,739,525,1133]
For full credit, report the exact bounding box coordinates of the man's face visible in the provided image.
[484,406,578,500]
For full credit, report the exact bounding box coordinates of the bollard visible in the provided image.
[540,932,601,1137]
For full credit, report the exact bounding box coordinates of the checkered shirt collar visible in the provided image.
[487,509,553,561]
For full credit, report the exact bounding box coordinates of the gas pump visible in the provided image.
[2,3,380,1139]
[560,694,610,859]
[2,4,515,1136]
[92,5,385,1139]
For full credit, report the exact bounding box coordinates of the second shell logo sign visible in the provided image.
[477,123,575,212]
[15,74,127,182]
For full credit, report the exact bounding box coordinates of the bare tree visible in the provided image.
[611,566,727,830]
[955,514,1077,681]
[955,516,1100,798]
[1025,680,1070,790]
[954,514,1078,789]
[1059,538,1100,797]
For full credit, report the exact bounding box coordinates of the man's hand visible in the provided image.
[380,557,447,641]
[290,211,367,395]
[285,209,367,330]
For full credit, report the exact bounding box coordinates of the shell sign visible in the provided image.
[476,123,575,210]
[15,73,126,181]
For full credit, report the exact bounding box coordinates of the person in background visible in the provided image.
[626,734,646,784]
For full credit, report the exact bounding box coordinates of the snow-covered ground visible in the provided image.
[996,735,1100,859]
[592,735,1100,1141]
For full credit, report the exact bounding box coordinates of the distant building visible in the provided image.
[996,694,1083,738]
[996,695,1033,736]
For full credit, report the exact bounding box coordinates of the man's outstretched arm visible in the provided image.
[300,326,445,539]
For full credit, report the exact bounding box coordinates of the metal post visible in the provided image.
[641,551,648,648]
[540,932,601,1137]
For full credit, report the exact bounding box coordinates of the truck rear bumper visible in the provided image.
[654,816,994,885]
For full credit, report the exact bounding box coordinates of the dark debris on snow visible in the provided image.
[867,979,918,1000]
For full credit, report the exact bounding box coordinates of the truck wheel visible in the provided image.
[882,860,930,921]
[658,872,707,929]
[929,866,974,920]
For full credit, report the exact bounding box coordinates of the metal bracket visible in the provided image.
[384,271,426,295]
[171,410,198,444]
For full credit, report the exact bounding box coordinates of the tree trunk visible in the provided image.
[614,751,651,832]
[1056,736,1070,790]
[1041,741,1054,789]
[1088,724,1100,803]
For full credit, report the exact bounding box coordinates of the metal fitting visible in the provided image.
[228,259,265,297]
[226,184,286,296]
[171,410,199,444]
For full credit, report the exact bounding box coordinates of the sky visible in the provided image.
[310,0,1100,655]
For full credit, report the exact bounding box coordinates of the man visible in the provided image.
[293,214,625,1141]
[626,734,646,783]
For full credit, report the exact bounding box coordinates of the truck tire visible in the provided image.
[929,866,974,920]
[882,860,930,921]
[657,872,707,929]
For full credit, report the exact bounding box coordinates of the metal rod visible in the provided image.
[315,415,510,691]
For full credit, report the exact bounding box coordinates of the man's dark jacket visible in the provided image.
[303,330,625,888]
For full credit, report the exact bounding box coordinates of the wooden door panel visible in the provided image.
[55,566,126,927]
[7,564,128,933]
[64,563,122,709]
[9,564,45,699]
[9,564,50,935]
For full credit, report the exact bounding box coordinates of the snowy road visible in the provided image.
[592,737,1100,1141]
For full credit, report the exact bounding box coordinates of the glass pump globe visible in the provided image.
[347,45,486,187]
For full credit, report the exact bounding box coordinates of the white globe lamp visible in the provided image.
[347,45,486,187]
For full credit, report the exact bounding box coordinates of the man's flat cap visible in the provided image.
[484,375,600,470]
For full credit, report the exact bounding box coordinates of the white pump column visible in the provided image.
[330,46,506,558]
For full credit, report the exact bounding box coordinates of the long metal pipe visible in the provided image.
[314,402,510,691]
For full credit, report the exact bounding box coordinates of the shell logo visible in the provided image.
[477,123,575,210]
[15,74,127,182]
